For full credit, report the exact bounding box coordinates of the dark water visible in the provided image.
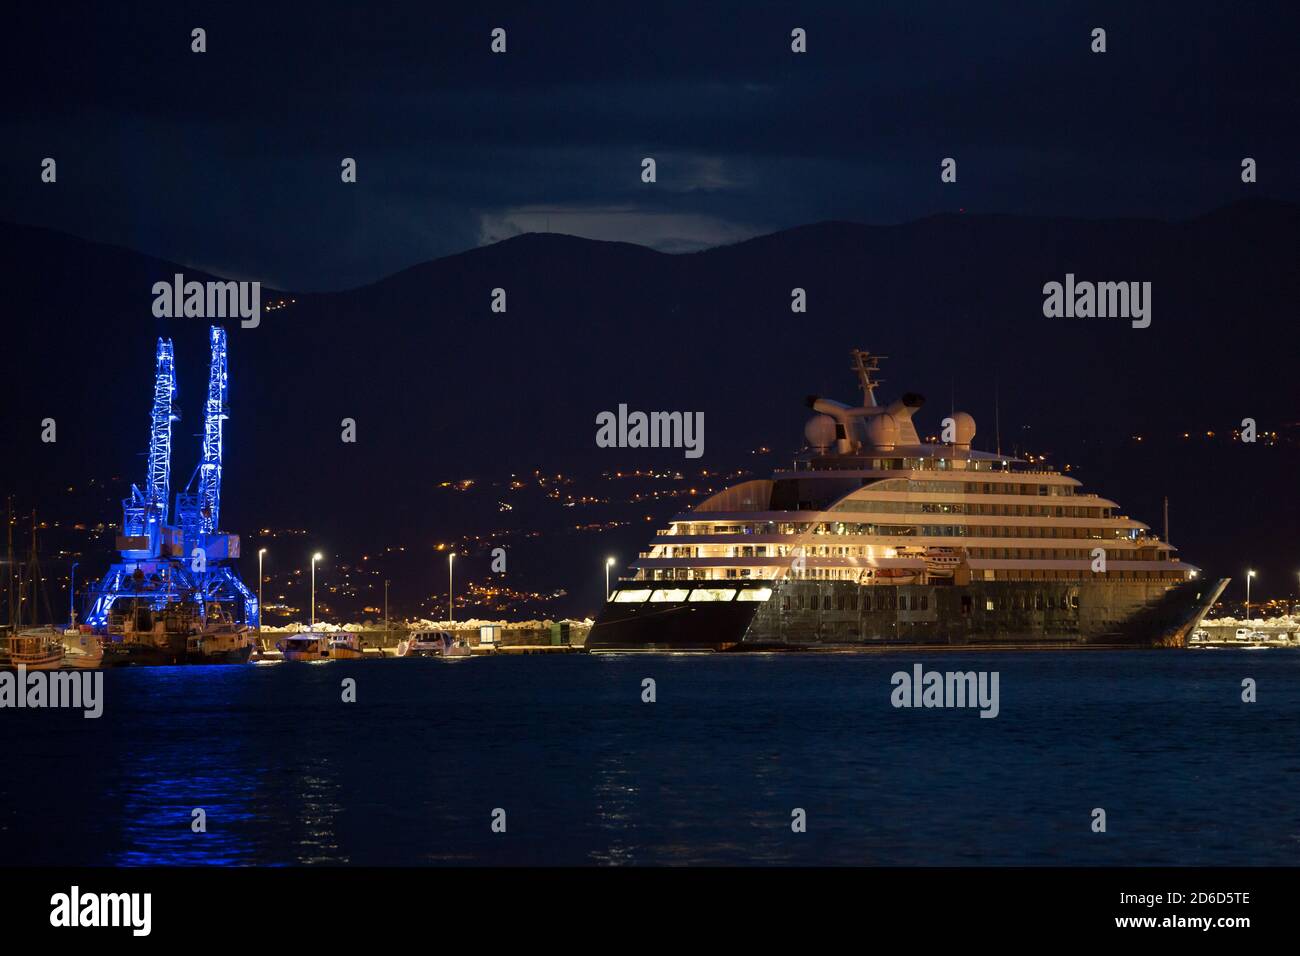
[2,650,1299,866]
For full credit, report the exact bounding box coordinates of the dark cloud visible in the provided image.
[1,1,1296,289]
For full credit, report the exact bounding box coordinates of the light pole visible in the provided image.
[605,556,616,600]
[311,552,323,629]
[1246,569,1256,626]
[257,548,266,634]
[448,553,456,623]
[69,562,79,629]
[384,579,390,642]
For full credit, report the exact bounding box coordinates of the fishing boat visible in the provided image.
[184,608,254,664]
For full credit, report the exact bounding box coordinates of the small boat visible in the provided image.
[397,629,473,659]
[7,628,66,670]
[328,634,366,660]
[62,631,103,669]
[185,612,254,664]
[276,632,331,661]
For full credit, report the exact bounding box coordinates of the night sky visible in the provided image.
[2,2,1298,290]
[0,3,1297,614]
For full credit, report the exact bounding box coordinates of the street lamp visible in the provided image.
[69,562,79,629]
[1246,569,1256,625]
[257,548,267,633]
[605,556,616,600]
[311,552,323,629]
[448,553,456,623]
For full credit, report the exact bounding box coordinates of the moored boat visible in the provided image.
[7,629,66,670]
[277,632,331,661]
[397,629,472,659]
[328,634,366,660]
[588,349,1228,652]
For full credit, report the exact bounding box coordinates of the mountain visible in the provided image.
[1,200,1297,615]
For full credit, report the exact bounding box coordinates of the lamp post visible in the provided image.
[257,548,266,633]
[1246,569,1256,626]
[69,562,79,629]
[311,552,323,629]
[605,556,616,600]
[448,553,456,623]
[384,579,390,642]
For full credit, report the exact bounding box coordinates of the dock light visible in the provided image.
[1246,570,1256,625]
[605,556,617,600]
[69,562,79,629]
[257,548,267,633]
[311,552,323,628]
[448,552,456,623]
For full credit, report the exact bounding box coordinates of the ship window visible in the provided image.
[613,589,652,603]
[649,589,689,602]
[737,587,773,602]
[688,588,736,602]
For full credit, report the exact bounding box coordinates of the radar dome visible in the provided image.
[951,411,976,447]
[866,413,899,450]
[803,414,837,450]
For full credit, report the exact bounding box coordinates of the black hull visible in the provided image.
[100,641,184,667]
[586,577,1228,652]
[183,645,254,665]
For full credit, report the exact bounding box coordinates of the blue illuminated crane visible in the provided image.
[85,326,257,630]
[121,338,178,555]
[198,326,228,534]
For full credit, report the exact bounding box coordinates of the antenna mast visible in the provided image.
[850,349,886,408]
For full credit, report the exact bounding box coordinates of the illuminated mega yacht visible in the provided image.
[587,350,1227,651]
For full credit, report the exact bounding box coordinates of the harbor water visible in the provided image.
[2,650,1298,866]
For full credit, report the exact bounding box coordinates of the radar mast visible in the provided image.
[850,349,886,407]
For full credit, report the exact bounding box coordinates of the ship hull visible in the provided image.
[586,577,1228,652]
[184,645,254,665]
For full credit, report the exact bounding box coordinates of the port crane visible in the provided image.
[85,327,258,629]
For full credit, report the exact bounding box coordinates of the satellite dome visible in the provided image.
[866,413,899,450]
[951,411,976,447]
[804,414,837,450]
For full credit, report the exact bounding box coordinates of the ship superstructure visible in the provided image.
[587,350,1227,651]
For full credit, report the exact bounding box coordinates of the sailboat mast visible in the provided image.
[5,496,12,631]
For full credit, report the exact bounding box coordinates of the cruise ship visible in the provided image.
[587,350,1228,652]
